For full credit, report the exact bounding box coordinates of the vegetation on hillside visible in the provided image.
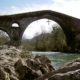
[0,30,10,45]
[22,25,67,51]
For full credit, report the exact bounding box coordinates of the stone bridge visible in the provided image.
[0,10,80,50]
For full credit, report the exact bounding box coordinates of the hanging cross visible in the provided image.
[47,19,50,25]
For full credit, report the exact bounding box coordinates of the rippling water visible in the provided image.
[32,52,80,69]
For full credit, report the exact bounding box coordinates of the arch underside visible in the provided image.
[0,10,80,49]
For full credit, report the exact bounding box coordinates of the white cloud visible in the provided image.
[1,0,80,18]
[51,0,80,18]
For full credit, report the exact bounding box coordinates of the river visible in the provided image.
[32,52,80,69]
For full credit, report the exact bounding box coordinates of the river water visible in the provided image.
[32,52,80,69]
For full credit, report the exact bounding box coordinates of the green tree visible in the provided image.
[50,26,67,51]
[0,30,10,45]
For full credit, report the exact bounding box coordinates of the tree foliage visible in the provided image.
[0,30,10,45]
[22,25,67,51]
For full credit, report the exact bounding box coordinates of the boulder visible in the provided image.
[48,59,80,80]
[0,46,32,80]
[14,55,54,80]
[49,69,80,80]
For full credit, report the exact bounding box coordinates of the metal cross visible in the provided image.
[47,19,50,25]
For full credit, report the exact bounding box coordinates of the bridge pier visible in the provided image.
[7,27,22,46]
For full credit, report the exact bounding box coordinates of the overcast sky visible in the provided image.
[0,0,80,39]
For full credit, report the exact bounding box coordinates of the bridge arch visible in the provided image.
[22,18,67,50]
[19,10,76,50]
[11,21,20,27]
[21,16,71,48]
[12,23,19,27]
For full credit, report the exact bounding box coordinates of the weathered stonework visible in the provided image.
[0,10,80,49]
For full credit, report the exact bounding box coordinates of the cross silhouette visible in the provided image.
[47,19,50,25]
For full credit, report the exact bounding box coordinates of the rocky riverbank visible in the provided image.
[37,59,80,80]
[0,46,80,80]
[0,46,54,80]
